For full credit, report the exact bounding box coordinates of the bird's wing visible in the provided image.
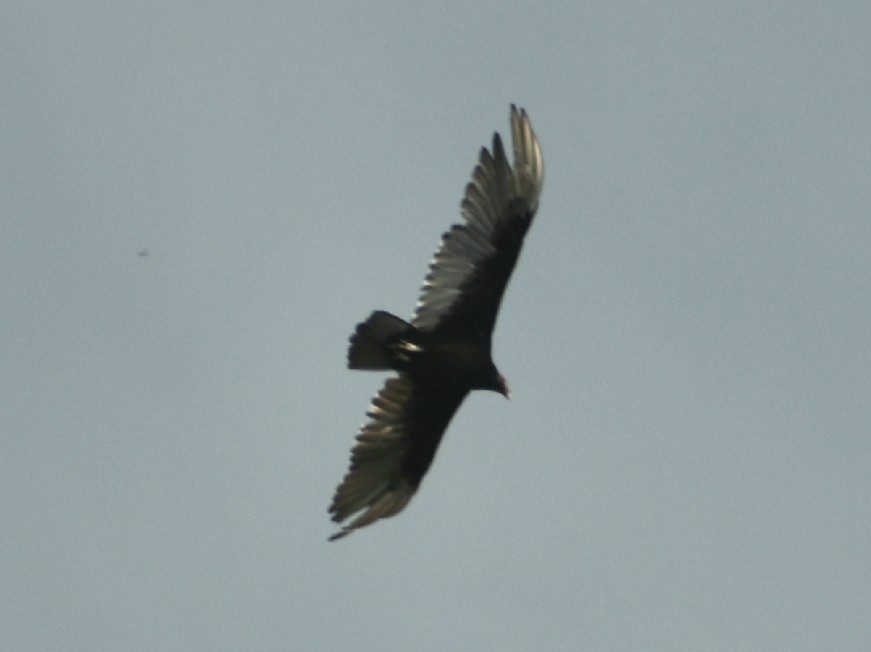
[328,374,467,540]
[411,105,543,337]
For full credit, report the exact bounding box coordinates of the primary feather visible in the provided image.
[328,105,543,541]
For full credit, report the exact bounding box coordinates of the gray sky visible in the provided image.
[3,2,870,650]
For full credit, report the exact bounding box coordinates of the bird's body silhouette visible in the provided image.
[328,106,543,540]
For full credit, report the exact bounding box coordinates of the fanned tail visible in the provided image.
[347,311,410,370]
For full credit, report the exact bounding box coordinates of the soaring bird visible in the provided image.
[328,105,543,540]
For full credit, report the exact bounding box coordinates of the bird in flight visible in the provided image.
[328,105,544,541]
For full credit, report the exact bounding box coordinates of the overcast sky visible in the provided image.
[3,2,870,650]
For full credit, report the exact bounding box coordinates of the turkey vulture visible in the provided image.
[328,105,543,541]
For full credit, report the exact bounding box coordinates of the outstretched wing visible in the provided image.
[328,374,468,540]
[411,105,544,337]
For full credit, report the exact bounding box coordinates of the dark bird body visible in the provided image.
[328,106,543,540]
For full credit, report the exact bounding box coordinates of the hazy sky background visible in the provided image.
[3,2,870,650]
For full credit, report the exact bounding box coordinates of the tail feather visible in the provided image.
[347,311,410,370]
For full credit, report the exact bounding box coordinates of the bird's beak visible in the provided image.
[499,375,511,400]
